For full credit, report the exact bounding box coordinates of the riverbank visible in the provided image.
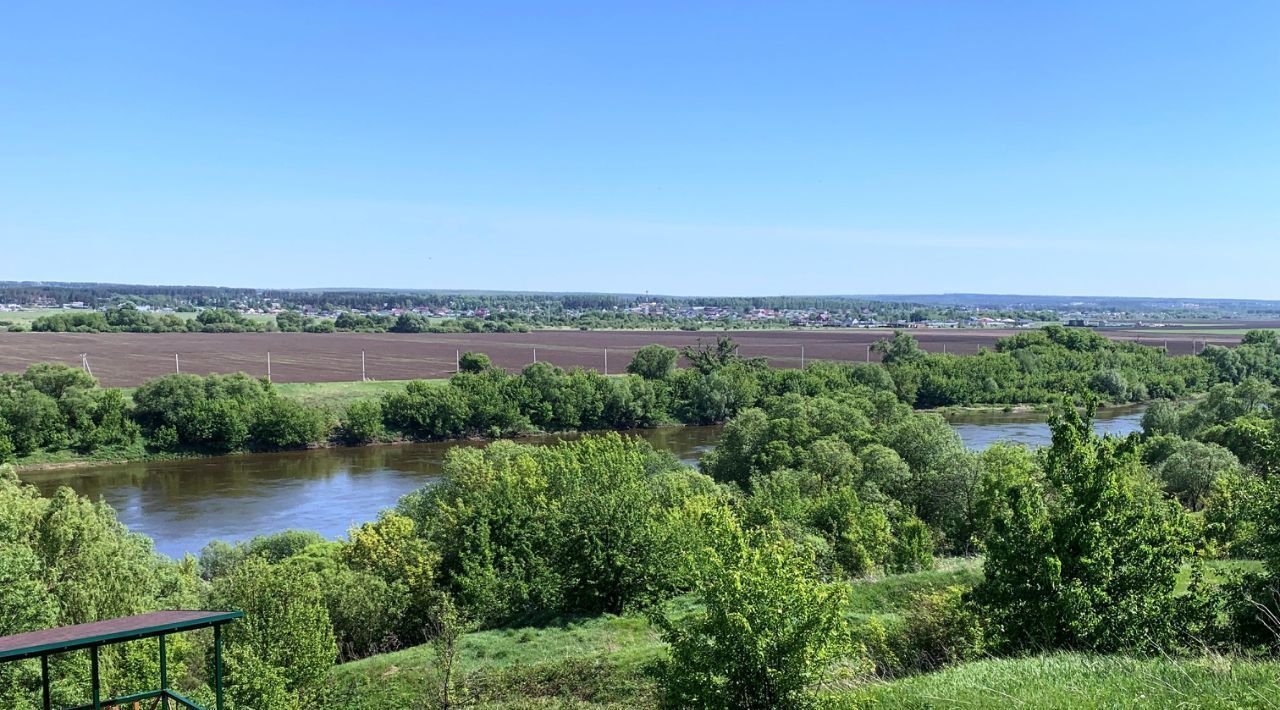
[13,396,1163,474]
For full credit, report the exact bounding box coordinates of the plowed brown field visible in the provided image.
[0,328,1243,387]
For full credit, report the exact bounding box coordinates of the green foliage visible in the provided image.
[391,312,431,333]
[132,373,327,453]
[275,309,309,332]
[0,364,139,456]
[681,336,748,374]
[249,395,329,449]
[198,529,327,579]
[382,380,470,440]
[887,517,935,574]
[890,586,986,674]
[405,434,725,626]
[973,403,1194,653]
[339,398,385,444]
[872,330,926,366]
[1154,439,1241,510]
[626,344,679,380]
[880,326,1211,408]
[29,304,245,333]
[212,556,337,708]
[341,513,440,644]
[1202,466,1266,558]
[0,466,202,708]
[457,351,492,374]
[655,518,853,709]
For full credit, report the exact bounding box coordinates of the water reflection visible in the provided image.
[943,405,1146,451]
[23,407,1143,559]
[23,427,724,559]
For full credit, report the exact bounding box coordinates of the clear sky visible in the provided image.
[2,2,1277,297]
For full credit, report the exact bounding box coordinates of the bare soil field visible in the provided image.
[0,328,1245,387]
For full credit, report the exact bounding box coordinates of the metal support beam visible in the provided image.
[90,646,100,710]
[41,654,50,710]
[160,634,168,710]
[214,625,224,710]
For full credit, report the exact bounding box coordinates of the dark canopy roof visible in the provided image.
[0,610,243,663]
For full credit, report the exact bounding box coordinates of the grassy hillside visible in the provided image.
[324,562,984,708]
[324,558,1276,709]
[834,654,1280,708]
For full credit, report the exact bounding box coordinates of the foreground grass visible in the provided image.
[327,557,1280,708]
[327,612,665,708]
[848,558,982,621]
[835,653,1280,708]
[326,563,986,708]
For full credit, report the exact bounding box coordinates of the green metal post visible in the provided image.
[40,654,50,710]
[90,645,100,710]
[214,624,224,710]
[159,634,168,710]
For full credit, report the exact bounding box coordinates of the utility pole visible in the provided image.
[267,352,272,381]
[361,351,367,382]
[175,353,180,374]
[866,344,871,362]
[455,350,460,373]
[533,347,537,364]
[80,354,92,376]
[603,348,608,375]
[800,345,805,369]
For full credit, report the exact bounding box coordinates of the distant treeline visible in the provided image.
[0,282,1053,322]
[30,307,267,333]
[876,325,1212,407]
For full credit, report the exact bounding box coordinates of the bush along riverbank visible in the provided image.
[1,328,1233,469]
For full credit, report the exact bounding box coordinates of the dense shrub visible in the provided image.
[655,517,853,709]
[973,404,1194,653]
[626,344,679,380]
[338,399,385,444]
[402,434,726,625]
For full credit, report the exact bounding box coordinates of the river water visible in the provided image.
[23,406,1145,558]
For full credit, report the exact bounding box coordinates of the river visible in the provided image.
[22,406,1145,558]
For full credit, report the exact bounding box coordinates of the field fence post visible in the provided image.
[267,351,272,381]
[175,353,180,374]
[603,348,608,375]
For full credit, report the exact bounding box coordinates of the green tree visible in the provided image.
[682,336,744,374]
[627,344,679,380]
[212,556,337,709]
[973,403,1193,653]
[339,399,385,444]
[656,517,852,709]
[275,310,309,332]
[457,351,492,374]
[391,312,430,333]
[872,330,925,366]
[1155,440,1241,510]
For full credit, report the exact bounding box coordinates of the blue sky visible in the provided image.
[2,2,1277,297]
